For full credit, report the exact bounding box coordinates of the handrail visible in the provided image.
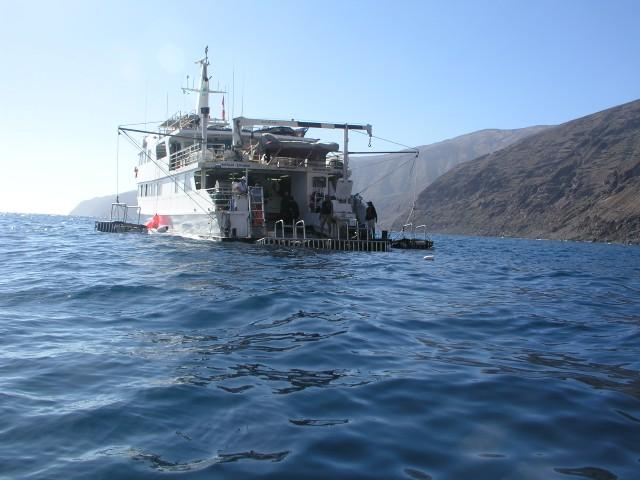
[415,224,427,241]
[402,223,413,236]
[274,219,285,239]
[169,143,200,170]
[294,220,306,239]
[204,187,233,211]
[169,144,227,170]
[110,202,141,224]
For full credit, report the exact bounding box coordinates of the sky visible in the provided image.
[0,0,639,214]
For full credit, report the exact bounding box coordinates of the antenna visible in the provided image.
[241,72,244,116]
[144,81,148,130]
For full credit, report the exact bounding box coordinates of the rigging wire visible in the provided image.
[115,132,120,203]
[351,129,423,227]
[118,120,170,127]
[353,129,418,151]
[351,155,413,169]
[119,130,213,217]
[404,154,419,226]
[356,156,416,195]
[352,129,421,194]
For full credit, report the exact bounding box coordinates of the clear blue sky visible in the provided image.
[1,0,638,214]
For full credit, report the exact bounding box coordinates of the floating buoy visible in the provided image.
[423,255,434,261]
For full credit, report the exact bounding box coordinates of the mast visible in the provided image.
[343,126,349,179]
[197,46,210,160]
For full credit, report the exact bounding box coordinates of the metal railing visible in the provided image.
[110,202,141,224]
[415,224,427,241]
[169,144,200,170]
[274,219,285,238]
[169,144,227,170]
[257,237,389,253]
[205,187,233,211]
[293,220,306,239]
[275,156,306,168]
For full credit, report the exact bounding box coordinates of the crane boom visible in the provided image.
[232,116,372,147]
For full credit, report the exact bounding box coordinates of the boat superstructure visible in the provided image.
[125,47,375,242]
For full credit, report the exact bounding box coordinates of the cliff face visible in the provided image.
[350,126,549,228]
[401,99,640,243]
[69,190,137,218]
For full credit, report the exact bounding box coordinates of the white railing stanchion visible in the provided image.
[294,220,306,239]
[274,219,284,239]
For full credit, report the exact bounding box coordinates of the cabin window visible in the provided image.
[175,176,180,193]
[156,143,167,159]
[144,184,148,196]
[157,182,163,196]
[184,174,191,192]
[194,170,202,190]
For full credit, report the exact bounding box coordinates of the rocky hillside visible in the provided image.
[69,190,137,218]
[350,126,549,228]
[401,99,640,243]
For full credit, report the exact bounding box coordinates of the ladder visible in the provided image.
[249,186,265,237]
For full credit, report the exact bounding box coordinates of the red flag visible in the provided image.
[221,96,226,122]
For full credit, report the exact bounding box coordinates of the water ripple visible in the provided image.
[1,214,639,479]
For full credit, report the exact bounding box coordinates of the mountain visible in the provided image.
[400,99,640,243]
[350,126,550,228]
[69,190,137,218]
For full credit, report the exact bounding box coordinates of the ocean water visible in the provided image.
[1,213,639,480]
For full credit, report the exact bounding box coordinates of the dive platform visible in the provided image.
[95,220,147,233]
[256,237,390,252]
[95,203,147,234]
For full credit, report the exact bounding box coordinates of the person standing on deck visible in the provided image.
[319,196,334,236]
[289,194,300,223]
[365,201,378,238]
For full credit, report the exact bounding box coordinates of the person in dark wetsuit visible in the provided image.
[319,196,334,236]
[289,194,299,223]
[365,201,378,238]
[280,194,291,223]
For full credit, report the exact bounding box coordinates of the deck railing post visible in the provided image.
[275,219,284,239]
[294,220,306,239]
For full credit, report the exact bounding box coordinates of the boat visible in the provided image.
[117,47,379,244]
